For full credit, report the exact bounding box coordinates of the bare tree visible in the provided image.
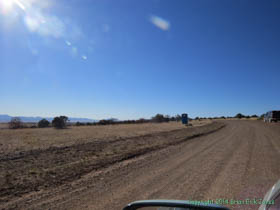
[9,117,23,129]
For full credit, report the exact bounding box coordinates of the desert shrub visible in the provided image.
[98,120,108,125]
[136,118,150,123]
[235,113,245,119]
[164,115,170,122]
[137,118,145,123]
[52,116,68,129]
[152,114,164,123]
[109,120,116,124]
[76,122,86,126]
[96,118,150,125]
[175,114,182,122]
[9,117,23,129]
[170,117,176,121]
[258,114,265,120]
[38,119,50,128]
[152,114,170,123]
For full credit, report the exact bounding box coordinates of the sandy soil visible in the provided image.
[0,120,210,155]
[1,120,279,210]
[0,121,220,207]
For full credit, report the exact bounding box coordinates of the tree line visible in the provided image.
[7,113,261,129]
[76,114,182,126]
[9,116,69,129]
[8,114,183,129]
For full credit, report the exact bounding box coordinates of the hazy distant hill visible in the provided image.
[0,114,98,123]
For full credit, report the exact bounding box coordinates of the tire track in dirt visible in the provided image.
[14,124,227,210]
[201,123,257,209]
[29,123,231,210]
[76,121,280,210]
[229,121,280,210]
[0,122,224,209]
[147,125,239,200]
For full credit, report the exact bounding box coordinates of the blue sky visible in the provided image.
[0,0,279,120]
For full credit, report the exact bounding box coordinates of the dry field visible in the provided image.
[0,122,37,130]
[2,120,279,210]
[0,120,222,205]
[221,117,259,121]
[0,123,8,129]
[0,120,210,155]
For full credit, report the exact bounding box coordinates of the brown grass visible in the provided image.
[218,117,259,121]
[0,120,210,155]
[0,121,223,202]
[0,123,8,129]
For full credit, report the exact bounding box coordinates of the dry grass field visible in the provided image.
[220,117,259,121]
[0,123,8,129]
[0,122,37,129]
[0,120,223,204]
[0,120,210,155]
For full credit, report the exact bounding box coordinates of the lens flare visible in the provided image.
[0,0,25,14]
[0,0,15,14]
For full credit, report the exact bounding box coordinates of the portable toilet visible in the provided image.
[182,113,188,124]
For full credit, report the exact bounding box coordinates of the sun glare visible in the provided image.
[0,0,26,14]
[0,0,15,13]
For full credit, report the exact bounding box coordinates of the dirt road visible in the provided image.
[2,120,280,210]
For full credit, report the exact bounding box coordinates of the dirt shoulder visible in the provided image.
[0,121,223,205]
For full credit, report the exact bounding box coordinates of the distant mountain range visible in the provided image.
[0,114,98,123]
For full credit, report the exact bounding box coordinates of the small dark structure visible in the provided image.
[264,110,280,122]
[181,113,188,125]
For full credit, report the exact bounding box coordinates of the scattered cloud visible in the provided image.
[150,15,170,31]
